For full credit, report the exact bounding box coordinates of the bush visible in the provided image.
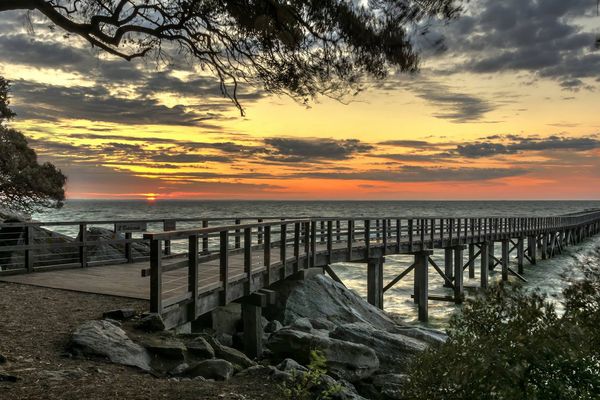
[402,263,600,400]
[281,350,341,400]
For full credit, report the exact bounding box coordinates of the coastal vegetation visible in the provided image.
[0,77,66,215]
[402,260,600,399]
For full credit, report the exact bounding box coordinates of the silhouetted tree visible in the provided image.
[0,77,66,215]
[0,0,461,113]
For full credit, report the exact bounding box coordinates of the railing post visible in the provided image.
[280,222,287,279]
[150,239,162,313]
[202,220,209,253]
[396,219,402,253]
[304,221,311,269]
[408,219,414,252]
[382,219,388,255]
[264,226,272,284]
[310,221,317,267]
[125,232,133,263]
[257,218,264,245]
[79,223,87,268]
[235,219,241,249]
[348,219,354,258]
[24,225,33,273]
[188,235,199,320]
[244,227,252,294]
[219,230,229,305]
[293,223,300,273]
[327,220,333,263]
[336,220,341,242]
[164,220,176,256]
[365,219,371,258]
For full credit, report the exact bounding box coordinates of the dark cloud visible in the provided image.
[456,135,600,158]
[439,0,600,89]
[263,138,373,162]
[12,80,221,127]
[405,80,495,122]
[377,140,438,147]
[293,166,527,182]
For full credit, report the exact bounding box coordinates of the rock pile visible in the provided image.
[66,274,446,399]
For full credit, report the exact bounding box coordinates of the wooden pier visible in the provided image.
[2,210,600,357]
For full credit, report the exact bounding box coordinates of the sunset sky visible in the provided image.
[1,1,600,200]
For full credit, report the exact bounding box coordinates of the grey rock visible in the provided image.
[103,318,122,327]
[185,359,234,381]
[261,316,269,330]
[103,308,136,320]
[203,335,256,369]
[143,338,186,360]
[392,326,447,346]
[281,275,397,330]
[277,358,308,373]
[310,318,337,331]
[170,362,190,376]
[0,354,6,364]
[288,317,313,332]
[372,373,409,388]
[135,313,166,332]
[330,323,427,373]
[38,368,87,381]
[215,332,233,347]
[236,365,275,377]
[70,320,152,371]
[268,328,379,382]
[264,320,283,334]
[186,337,214,359]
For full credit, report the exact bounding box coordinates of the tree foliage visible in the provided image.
[402,270,600,400]
[0,0,461,113]
[0,78,66,215]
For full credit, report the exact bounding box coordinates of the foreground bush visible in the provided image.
[402,263,600,400]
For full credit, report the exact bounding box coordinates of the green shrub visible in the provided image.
[402,263,600,400]
[281,350,342,400]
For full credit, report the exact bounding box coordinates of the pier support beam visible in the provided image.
[367,257,384,309]
[517,237,524,275]
[501,240,509,281]
[453,245,466,304]
[528,236,537,265]
[480,242,489,289]
[443,248,453,288]
[413,250,433,322]
[541,233,548,260]
[242,300,263,359]
[488,242,495,270]
[468,243,476,279]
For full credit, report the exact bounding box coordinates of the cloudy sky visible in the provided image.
[1,1,600,200]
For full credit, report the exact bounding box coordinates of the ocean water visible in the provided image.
[35,200,600,328]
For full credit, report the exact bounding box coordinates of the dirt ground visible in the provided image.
[0,281,284,400]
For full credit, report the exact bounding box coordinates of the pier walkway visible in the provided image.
[2,211,600,342]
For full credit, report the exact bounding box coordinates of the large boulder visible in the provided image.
[202,335,256,369]
[69,320,152,371]
[330,323,427,373]
[185,359,234,381]
[275,275,397,331]
[268,328,379,382]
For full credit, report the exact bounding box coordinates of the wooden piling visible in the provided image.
[367,257,384,309]
[517,237,524,274]
[413,250,433,322]
[453,245,466,304]
[444,247,453,288]
[480,242,489,289]
[501,240,509,281]
[468,243,475,279]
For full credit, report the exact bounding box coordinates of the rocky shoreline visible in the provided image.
[56,274,445,400]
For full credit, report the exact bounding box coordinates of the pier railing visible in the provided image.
[141,210,600,328]
[2,211,600,277]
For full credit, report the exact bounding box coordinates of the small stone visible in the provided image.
[0,373,19,382]
[103,308,136,320]
[289,318,313,332]
[143,338,186,360]
[186,337,215,359]
[135,313,166,332]
[38,368,87,381]
[203,335,256,369]
[185,359,234,381]
[170,363,190,376]
[215,333,233,347]
[264,320,283,334]
[277,358,308,373]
